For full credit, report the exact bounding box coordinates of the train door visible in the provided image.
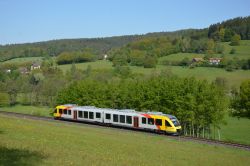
[133,116,139,128]
[73,111,77,120]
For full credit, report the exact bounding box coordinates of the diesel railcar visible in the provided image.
[54,104,181,135]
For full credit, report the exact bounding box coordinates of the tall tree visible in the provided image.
[230,34,241,46]
[231,80,250,118]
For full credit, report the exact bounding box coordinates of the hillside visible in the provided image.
[0,16,249,64]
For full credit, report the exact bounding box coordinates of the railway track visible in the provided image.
[1,111,250,151]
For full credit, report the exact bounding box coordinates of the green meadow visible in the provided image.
[0,105,52,117]
[2,57,44,64]
[0,114,250,166]
[1,105,250,145]
[58,60,113,72]
[58,60,250,88]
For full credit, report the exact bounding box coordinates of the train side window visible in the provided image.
[148,118,154,125]
[113,114,118,122]
[59,109,62,114]
[78,111,83,118]
[156,119,162,126]
[120,115,125,123]
[84,111,88,119]
[126,116,132,124]
[105,113,111,120]
[89,112,94,119]
[96,112,101,119]
[68,110,71,115]
[142,117,146,124]
[165,120,172,127]
[54,109,57,113]
[63,109,67,114]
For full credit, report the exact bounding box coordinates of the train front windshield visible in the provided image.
[171,119,180,127]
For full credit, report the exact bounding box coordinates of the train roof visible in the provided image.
[58,104,177,119]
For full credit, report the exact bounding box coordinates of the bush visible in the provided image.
[230,48,236,54]
[230,34,241,46]
[0,93,9,106]
[143,56,157,68]
[56,51,96,65]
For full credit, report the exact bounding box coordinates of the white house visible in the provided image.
[5,69,11,73]
[209,58,222,65]
[103,54,108,60]
[31,63,41,70]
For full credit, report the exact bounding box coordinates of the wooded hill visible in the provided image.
[0,16,249,63]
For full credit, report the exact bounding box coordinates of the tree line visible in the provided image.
[56,49,96,65]
[57,76,228,138]
[208,16,250,41]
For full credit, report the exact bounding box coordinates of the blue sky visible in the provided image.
[0,0,249,45]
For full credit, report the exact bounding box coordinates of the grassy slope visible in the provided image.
[57,60,250,88]
[131,65,250,87]
[0,114,250,166]
[58,60,113,73]
[2,57,44,64]
[158,53,204,62]
[1,105,250,145]
[222,40,250,59]
[219,116,250,145]
[0,105,52,117]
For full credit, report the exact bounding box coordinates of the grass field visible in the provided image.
[0,105,52,117]
[0,114,250,166]
[2,57,44,64]
[57,60,250,88]
[222,40,250,59]
[158,53,204,62]
[1,105,250,145]
[219,116,250,145]
[58,60,113,73]
[129,65,250,88]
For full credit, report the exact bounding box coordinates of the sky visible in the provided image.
[0,0,249,45]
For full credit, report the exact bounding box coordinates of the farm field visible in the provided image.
[1,105,250,145]
[0,114,250,166]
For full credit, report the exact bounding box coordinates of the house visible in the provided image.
[209,58,222,65]
[192,58,204,63]
[5,69,11,73]
[31,62,41,70]
[103,54,108,60]
[19,67,29,74]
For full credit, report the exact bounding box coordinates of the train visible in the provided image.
[54,104,182,135]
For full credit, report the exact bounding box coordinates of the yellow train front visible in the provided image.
[54,105,181,135]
